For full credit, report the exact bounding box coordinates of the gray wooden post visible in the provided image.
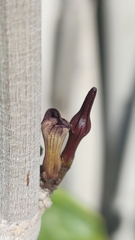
[0,1,43,239]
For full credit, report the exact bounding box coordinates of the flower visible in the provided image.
[40,87,97,192]
[40,108,71,180]
[61,87,97,163]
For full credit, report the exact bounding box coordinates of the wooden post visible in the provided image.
[0,1,42,239]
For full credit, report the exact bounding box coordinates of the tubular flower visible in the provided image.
[62,87,97,162]
[40,87,97,192]
[40,109,71,181]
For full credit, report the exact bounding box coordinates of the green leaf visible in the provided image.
[38,189,108,240]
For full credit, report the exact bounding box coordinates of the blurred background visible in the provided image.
[41,0,135,239]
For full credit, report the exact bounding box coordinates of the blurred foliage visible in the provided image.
[38,189,108,240]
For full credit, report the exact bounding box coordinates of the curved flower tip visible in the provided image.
[41,108,71,179]
[61,87,97,162]
[41,108,71,129]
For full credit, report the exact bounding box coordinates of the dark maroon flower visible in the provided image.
[40,88,97,192]
[61,87,97,162]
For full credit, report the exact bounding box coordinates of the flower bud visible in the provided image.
[62,87,97,163]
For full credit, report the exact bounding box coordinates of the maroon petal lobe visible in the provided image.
[61,87,97,162]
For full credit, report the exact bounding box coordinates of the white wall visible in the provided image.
[41,0,135,239]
